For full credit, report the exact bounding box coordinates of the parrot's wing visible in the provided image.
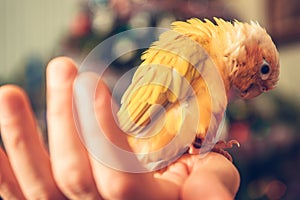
[117,30,208,134]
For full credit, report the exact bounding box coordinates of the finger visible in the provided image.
[181,153,240,199]
[94,79,130,150]
[46,57,102,199]
[0,148,25,199]
[0,85,65,199]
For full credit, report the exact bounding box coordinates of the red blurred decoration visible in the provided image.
[229,122,250,144]
[265,180,287,200]
[70,12,92,37]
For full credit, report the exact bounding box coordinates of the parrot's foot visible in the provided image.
[188,139,240,162]
[211,140,240,162]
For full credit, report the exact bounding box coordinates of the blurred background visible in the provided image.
[1,0,300,199]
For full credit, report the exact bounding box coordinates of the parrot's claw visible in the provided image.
[211,140,240,162]
[214,140,240,149]
[188,139,240,162]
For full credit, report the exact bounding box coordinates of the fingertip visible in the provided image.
[0,85,25,102]
[46,57,78,87]
[47,56,77,69]
[0,85,29,119]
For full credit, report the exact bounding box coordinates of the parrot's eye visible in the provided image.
[261,64,270,74]
[260,60,271,80]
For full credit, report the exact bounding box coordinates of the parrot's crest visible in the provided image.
[172,18,280,99]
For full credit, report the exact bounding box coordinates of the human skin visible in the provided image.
[0,57,240,199]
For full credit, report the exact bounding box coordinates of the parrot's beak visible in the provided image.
[240,83,262,99]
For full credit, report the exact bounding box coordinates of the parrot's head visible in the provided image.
[227,21,280,99]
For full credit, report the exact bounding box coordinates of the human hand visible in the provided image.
[0,57,240,199]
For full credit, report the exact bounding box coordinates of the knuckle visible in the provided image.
[23,185,58,200]
[54,166,94,197]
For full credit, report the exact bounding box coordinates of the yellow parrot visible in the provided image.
[117,18,280,170]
